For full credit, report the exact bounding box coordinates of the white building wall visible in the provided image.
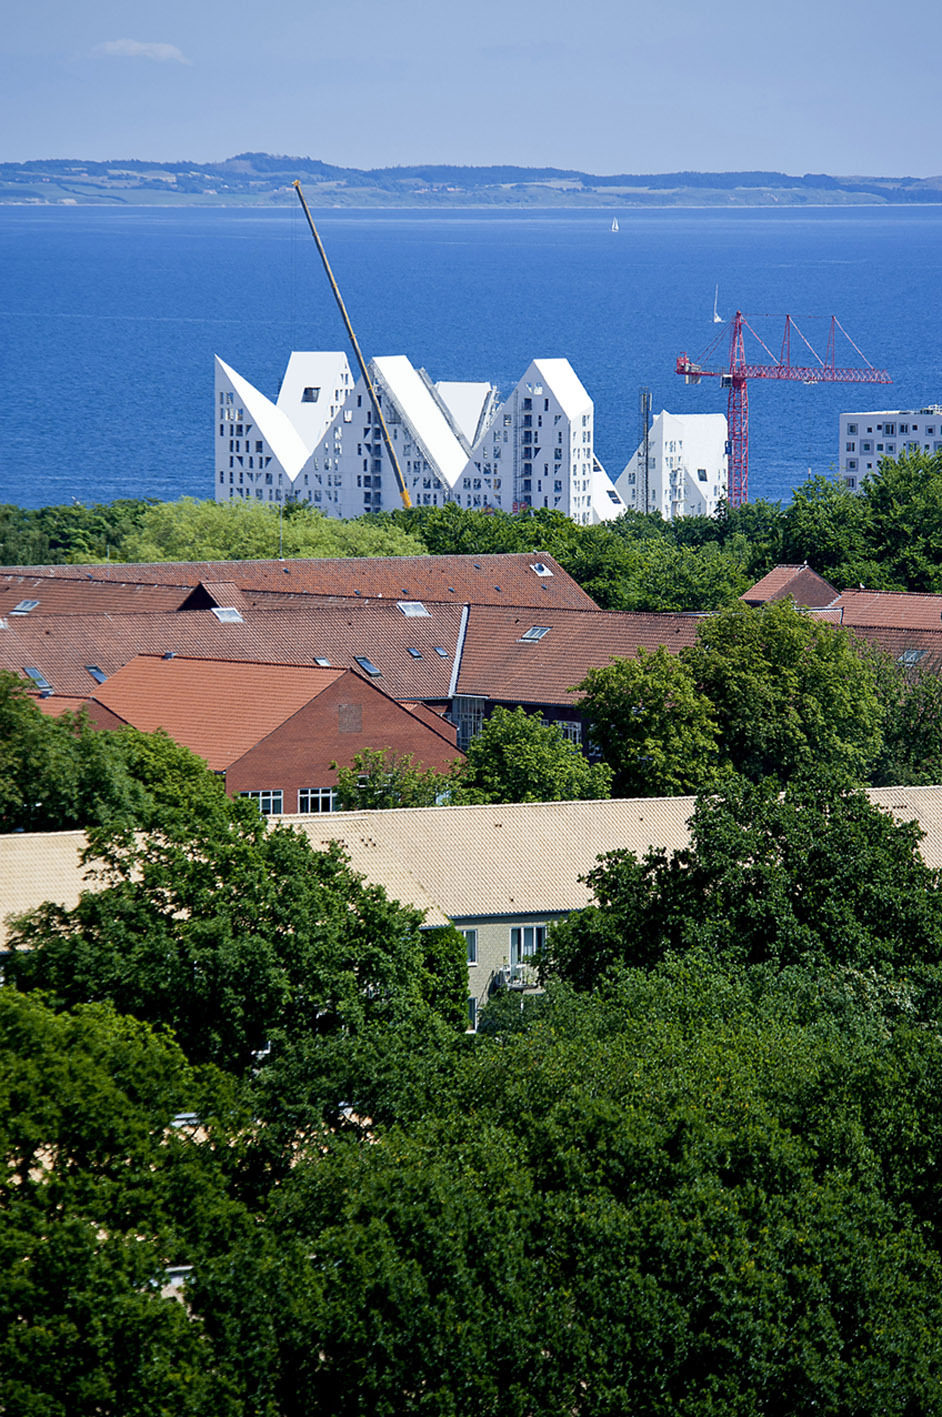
[215,351,627,524]
[839,407,942,490]
[615,411,728,519]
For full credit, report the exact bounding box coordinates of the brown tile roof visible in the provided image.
[742,564,839,608]
[2,553,598,609]
[0,601,464,701]
[844,624,942,678]
[91,656,345,769]
[0,573,193,616]
[456,606,702,706]
[828,589,942,630]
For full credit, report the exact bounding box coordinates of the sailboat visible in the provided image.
[611,217,619,233]
[712,285,724,323]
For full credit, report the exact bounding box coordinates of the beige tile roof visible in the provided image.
[3,553,598,610]
[0,830,89,945]
[294,796,696,919]
[6,787,942,947]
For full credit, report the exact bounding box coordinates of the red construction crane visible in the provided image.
[676,312,892,507]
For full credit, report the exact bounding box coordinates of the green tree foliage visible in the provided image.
[0,674,146,832]
[873,666,942,786]
[331,747,457,810]
[193,967,942,1414]
[457,706,612,804]
[682,598,885,783]
[863,448,942,591]
[0,990,242,1417]
[118,497,424,563]
[577,646,719,796]
[544,774,942,990]
[0,500,151,566]
[6,806,466,1074]
[0,674,233,833]
[779,475,887,588]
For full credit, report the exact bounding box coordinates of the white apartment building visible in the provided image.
[214,352,627,525]
[614,410,728,519]
[839,406,942,489]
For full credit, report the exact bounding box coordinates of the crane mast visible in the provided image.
[293,180,412,510]
[676,311,892,507]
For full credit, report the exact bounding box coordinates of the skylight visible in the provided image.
[12,599,40,614]
[898,648,928,666]
[397,600,430,617]
[530,563,553,577]
[211,607,244,623]
[433,646,449,657]
[519,626,551,642]
[85,665,107,684]
[23,666,51,690]
[314,656,331,667]
[407,647,422,658]
[354,655,381,677]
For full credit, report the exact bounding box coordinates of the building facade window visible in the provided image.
[463,928,478,965]
[510,924,546,964]
[239,790,283,815]
[298,787,336,813]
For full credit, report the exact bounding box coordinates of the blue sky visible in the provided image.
[2,0,939,176]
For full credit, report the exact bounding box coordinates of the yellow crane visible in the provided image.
[293,180,412,509]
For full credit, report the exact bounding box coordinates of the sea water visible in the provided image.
[1,204,940,511]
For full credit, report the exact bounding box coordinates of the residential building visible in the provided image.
[615,410,728,519]
[214,352,627,526]
[6,787,942,1025]
[78,653,462,813]
[839,406,942,489]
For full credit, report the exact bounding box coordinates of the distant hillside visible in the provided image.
[3,154,941,207]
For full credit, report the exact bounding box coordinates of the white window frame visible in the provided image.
[298,787,336,813]
[239,789,283,815]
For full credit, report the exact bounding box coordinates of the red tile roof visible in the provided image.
[742,564,839,608]
[91,656,344,769]
[844,625,942,678]
[456,607,702,705]
[827,589,942,630]
[2,553,598,609]
[0,601,464,701]
[0,573,193,616]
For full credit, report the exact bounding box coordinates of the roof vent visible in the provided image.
[397,600,430,617]
[530,563,553,577]
[211,607,244,624]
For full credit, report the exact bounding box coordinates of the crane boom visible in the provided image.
[293,180,412,510]
[676,311,892,507]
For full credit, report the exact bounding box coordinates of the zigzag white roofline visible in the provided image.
[215,356,311,481]
[529,358,592,422]
[371,355,469,490]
